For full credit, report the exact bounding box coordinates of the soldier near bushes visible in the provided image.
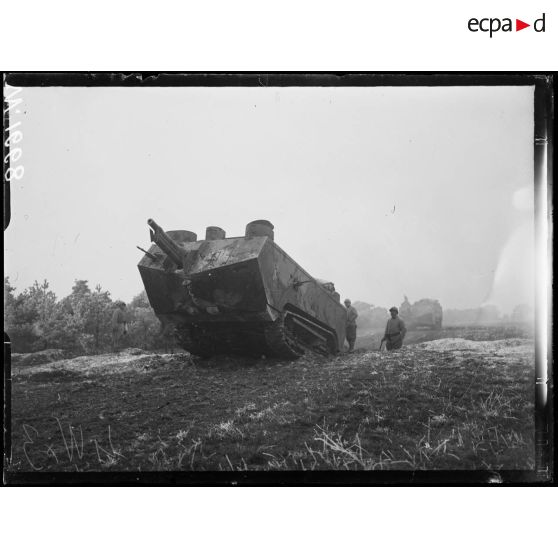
[344,298,358,352]
[111,301,128,352]
[382,306,407,351]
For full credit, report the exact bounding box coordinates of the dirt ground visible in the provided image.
[7,325,535,472]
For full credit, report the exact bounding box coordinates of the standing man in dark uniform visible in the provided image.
[382,306,407,351]
[111,301,128,352]
[344,298,358,353]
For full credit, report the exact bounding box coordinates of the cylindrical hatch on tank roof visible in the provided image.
[245,220,274,241]
[205,226,226,240]
[166,230,197,243]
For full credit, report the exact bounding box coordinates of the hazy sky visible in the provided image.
[5,85,535,313]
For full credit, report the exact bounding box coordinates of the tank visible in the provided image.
[137,219,347,358]
[399,296,443,330]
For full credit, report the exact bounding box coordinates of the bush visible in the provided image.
[5,277,178,356]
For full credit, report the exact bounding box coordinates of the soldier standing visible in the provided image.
[111,302,128,352]
[382,306,407,351]
[344,298,358,352]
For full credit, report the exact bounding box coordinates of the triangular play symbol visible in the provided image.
[516,19,530,31]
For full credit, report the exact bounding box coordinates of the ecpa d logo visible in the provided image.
[468,13,546,37]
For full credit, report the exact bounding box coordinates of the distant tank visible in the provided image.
[137,219,347,358]
[399,296,443,330]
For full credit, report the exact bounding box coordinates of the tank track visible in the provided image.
[175,314,307,359]
[175,326,214,358]
[264,314,306,359]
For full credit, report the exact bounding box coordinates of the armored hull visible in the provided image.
[138,220,347,358]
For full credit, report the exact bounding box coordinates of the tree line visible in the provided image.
[4,277,174,355]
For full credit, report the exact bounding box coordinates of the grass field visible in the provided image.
[7,325,535,473]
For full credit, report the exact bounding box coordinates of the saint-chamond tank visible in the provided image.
[137,219,347,358]
[399,296,443,330]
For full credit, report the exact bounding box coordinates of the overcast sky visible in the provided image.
[4,85,535,313]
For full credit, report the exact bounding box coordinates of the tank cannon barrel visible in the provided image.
[147,218,184,268]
